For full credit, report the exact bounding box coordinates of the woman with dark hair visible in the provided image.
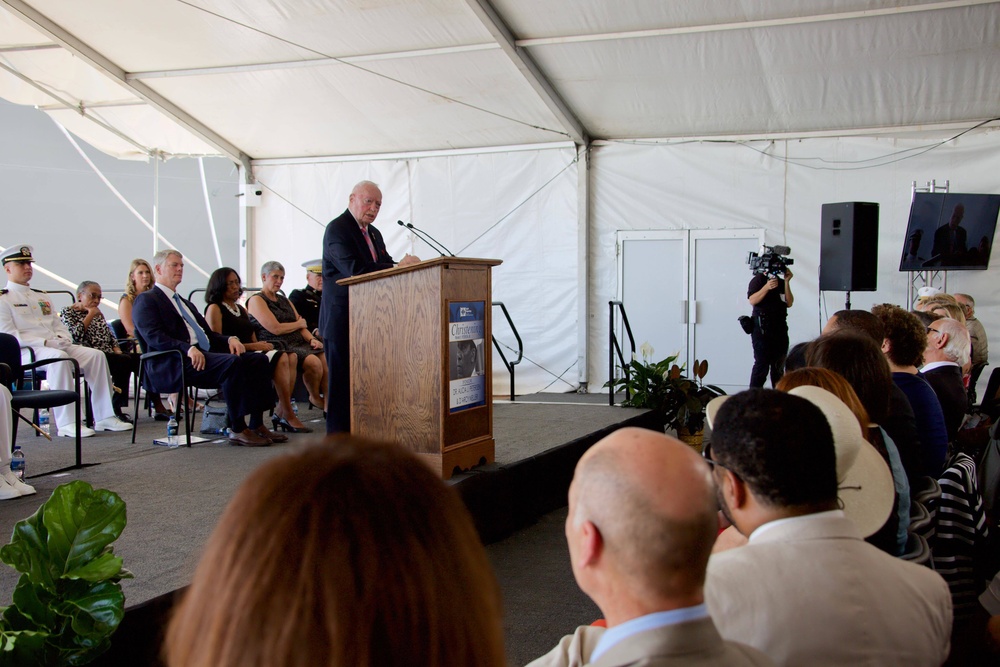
[163,438,507,667]
[247,261,327,414]
[204,267,306,435]
[806,332,910,555]
[872,303,948,478]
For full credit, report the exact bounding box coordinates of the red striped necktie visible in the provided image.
[361,227,377,260]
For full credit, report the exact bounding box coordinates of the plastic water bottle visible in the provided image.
[291,399,298,415]
[38,409,50,435]
[10,445,25,481]
[166,415,179,448]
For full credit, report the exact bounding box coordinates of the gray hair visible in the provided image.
[936,317,971,366]
[953,293,975,308]
[75,280,100,298]
[152,249,182,269]
[260,260,284,276]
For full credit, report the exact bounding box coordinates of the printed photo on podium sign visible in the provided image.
[448,301,485,413]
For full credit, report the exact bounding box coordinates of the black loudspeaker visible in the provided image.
[820,202,879,292]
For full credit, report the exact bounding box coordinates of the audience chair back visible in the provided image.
[131,329,206,447]
[900,531,933,568]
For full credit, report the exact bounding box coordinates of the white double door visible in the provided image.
[617,229,764,394]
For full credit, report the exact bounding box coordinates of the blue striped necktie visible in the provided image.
[174,293,211,350]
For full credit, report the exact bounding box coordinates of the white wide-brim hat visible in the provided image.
[706,387,894,537]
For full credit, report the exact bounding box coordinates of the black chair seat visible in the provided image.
[9,390,78,411]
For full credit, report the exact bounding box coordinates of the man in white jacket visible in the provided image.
[0,245,129,438]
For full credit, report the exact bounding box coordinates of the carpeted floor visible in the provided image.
[489,506,600,666]
[0,395,632,617]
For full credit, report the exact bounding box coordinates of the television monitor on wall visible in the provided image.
[899,192,1000,271]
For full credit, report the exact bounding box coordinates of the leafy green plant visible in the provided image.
[606,347,725,434]
[0,481,130,666]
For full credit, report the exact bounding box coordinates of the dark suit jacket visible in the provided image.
[931,223,967,260]
[132,285,231,392]
[920,363,968,442]
[319,209,395,338]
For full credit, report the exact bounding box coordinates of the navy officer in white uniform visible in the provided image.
[0,245,130,438]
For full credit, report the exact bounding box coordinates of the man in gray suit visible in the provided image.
[528,427,772,667]
[705,389,952,666]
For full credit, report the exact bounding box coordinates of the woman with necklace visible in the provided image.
[247,261,327,417]
[205,268,304,437]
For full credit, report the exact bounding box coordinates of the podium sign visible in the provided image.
[339,257,501,478]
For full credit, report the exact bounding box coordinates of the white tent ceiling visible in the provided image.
[1,0,998,163]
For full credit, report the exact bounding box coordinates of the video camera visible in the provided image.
[747,244,794,279]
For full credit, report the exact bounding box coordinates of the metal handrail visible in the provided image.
[491,301,523,401]
[608,300,636,406]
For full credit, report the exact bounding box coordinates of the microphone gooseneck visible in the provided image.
[398,220,455,257]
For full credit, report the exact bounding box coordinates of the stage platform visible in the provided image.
[0,393,655,612]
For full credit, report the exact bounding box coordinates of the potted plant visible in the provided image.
[0,481,130,666]
[606,344,725,448]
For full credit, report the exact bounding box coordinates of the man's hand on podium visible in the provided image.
[398,254,421,267]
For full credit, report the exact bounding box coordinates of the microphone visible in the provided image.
[397,220,455,257]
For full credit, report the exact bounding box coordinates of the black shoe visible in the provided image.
[271,415,313,434]
[115,413,133,424]
[153,411,171,422]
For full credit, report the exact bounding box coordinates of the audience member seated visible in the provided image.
[163,438,507,667]
[921,317,971,442]
[287,259,323,338]
[872,303,949,479]
[60,280,134,421]
[821,310,924,481]
[914,285,944,312]
[119,258,170,419]
[774,370,895,541]
[0,244,130,438]
[0,383,36,498]
[204,267,305,434]
[703,389,952,666]
[527,427,773,667]
[923,293,967,325]
[978,570,1000,660]
[118,258,153,340]
[247,261,327,413]
[955,292,989,403]
[132,249,277,447]
[806,331,911,554]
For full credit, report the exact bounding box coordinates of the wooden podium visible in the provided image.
[339,257,501,478]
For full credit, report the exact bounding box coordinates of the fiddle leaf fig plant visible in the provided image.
[0,481,131,666]
[605,344,725,434]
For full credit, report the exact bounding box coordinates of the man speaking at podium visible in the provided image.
[321,180,420,434]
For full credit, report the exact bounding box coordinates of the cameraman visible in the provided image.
[747,268,794,387]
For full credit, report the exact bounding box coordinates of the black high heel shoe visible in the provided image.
[271,414,313,434]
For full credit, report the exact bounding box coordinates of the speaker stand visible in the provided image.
[844,291,851,310]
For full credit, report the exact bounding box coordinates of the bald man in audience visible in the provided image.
[704,389,952,666]
[528,427,772,667]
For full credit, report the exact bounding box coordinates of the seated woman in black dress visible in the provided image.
[247,261,327,414]
[204,268,306,435]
